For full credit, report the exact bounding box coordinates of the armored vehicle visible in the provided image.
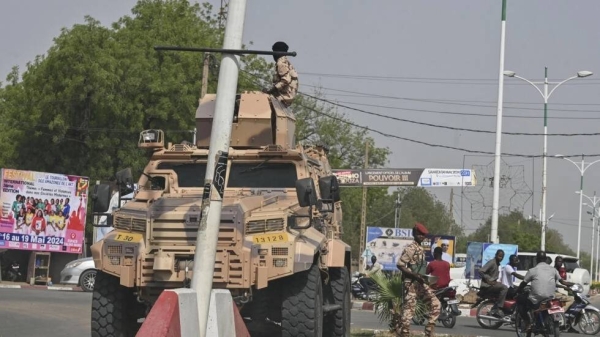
[90,91,352,337]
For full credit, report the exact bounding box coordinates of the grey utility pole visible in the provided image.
[190,0,247,336]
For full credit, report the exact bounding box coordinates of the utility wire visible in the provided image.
[238,69,600,158]
[301,93,600,137]
[333,101,600,120]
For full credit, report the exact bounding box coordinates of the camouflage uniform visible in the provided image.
[397,241,441,337]
[271,56,298,107]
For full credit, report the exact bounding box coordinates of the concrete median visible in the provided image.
[136,288,250,337]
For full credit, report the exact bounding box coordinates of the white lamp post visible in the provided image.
[557,155,600,258]
[504,69,593,251]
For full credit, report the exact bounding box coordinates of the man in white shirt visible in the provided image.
[360,255,383,299]
[500,255,524,299]
[440,239,453,264]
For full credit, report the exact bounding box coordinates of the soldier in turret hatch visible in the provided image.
[263,41,298,107]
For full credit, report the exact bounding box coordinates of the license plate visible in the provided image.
[447,300,459,304]
[548,308,564,314]
[113,232,143,242]
[253,232,289,244]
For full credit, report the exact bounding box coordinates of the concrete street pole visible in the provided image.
[596,218,600,281]
[190,0,247,336]
[577,156,584,258]
[541,67,548,251]
[490,0,507,244]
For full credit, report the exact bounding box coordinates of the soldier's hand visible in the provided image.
[415,275,425,284]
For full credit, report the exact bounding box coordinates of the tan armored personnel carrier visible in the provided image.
[90,91,352,337]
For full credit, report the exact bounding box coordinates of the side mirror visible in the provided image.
[92,184,111,213]
[94,214,114,228]
[295,178,318,207]
[318,175,341,203]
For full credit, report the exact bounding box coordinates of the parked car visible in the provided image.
[59,257,96,292]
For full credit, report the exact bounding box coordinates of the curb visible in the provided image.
[0,283,83,292]
[352,301,476,318]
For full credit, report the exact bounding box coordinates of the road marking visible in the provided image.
[0,284,21,289]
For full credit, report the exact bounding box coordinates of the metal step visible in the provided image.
[323,304,342,313]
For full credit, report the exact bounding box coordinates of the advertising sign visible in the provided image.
[465,242,518,279]
[365,227,456,271]
[0,169,89,254]
[333,168,476,187]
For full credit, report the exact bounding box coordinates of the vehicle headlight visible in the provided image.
[66,261,83,269]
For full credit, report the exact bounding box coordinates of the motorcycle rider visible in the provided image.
[426,247,450,290]
[500,254,524,299]
[478,249,508,317]
[360,255,382,299]
[553,256,575,311]
[516,251,574,331]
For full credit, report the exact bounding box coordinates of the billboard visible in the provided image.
[465,242,518,279]
[364,227,456,271]
[0,169,89,254]
[333,168,476,187]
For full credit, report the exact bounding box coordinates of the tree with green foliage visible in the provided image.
[0,0,392,246]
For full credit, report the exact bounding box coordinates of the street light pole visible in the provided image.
[504,69,593,251]
[556,155,600,258]
[490,0,508,245]
[580,192,600,277]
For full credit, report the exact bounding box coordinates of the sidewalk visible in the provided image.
[0,281,82,292]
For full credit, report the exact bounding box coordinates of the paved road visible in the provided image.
[0,288,598,337]
[0,288,91,337]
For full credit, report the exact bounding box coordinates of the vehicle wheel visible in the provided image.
[441,311,456,328]
[91,271,141,337]
[515,308,532,337]
[79,269,97,292]
[578,309,600,335]
[476,300,503,329]
[324,267,351,337]
[545,313,560,337]
[282,262,324,337]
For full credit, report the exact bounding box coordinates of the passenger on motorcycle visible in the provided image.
[426,247,450,290]
[553,256,575,311]
[360,255,382,298]
[500,254,524,299]
[478,249,509,317]
[516,251,574,331]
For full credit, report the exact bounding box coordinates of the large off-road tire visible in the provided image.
[91,271,141,337]
[324,267,351,337]
[282,262,324,337]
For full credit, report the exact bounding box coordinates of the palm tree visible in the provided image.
[370,272,428,331]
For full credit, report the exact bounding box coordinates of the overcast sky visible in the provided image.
[3,0,600,255]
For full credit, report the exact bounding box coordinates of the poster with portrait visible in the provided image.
[423,235,456,265]
[364,227,456,270]
[0,169,89,254]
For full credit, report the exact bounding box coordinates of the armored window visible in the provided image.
[228,162,297,188]
[156,162,207,187]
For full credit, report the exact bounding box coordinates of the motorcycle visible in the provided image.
[472,285,519,329]
[515,296,563,337]
[555,283,600,335]
[351,272,379,301]
[412,285,462,328]
[2,261,21,282]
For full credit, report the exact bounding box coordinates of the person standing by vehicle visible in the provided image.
[517,251,574,331]
[500,254,524,299]
[360,255,382,299]
[478,249,508,317]
[397,223,441,337]
[426,247,450,290]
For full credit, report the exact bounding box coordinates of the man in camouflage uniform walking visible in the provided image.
[396,223,441,337]
[264,41,298,107]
